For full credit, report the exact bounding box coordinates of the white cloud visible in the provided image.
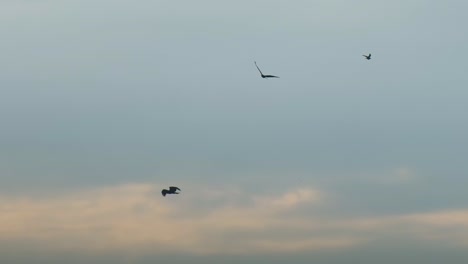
[351,167,419,184]
[0,183,331,254]
[253,188,321,211]
[0,182,467,255]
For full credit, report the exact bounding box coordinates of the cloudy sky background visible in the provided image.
[1,0,468,263]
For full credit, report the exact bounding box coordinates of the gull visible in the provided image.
[254,61,279,78]
[161,186,181,197]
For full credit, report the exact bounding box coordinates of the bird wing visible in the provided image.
[161,189,168,196]
[254,61,264,76]
[265,75,279,78]
[169,186,180,192]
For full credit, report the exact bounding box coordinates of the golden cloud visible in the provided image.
[0,183,467,255]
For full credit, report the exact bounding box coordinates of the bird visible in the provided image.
[161,186,181,197]
[363,53,371,60]
[254,61,279,78]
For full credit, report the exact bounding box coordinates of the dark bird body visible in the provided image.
[363,53,371,60]
[161,186,181,197]
[255,61,279,78]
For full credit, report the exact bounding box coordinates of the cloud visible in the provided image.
[390,167,418,183]
[0,182,467,255]
[0,183,332,254]
[349,167,419,185]
[252,188,321,211]
[399,210,468,246]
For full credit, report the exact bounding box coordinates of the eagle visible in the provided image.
[161,186,181,197]
[254,61,279,78]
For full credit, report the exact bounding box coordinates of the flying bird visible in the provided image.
[363,53,371,60]
[161,186,181,197]
[254,61,279,78]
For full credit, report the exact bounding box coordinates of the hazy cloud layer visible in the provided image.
[1,182,468,255]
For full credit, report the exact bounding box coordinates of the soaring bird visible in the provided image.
[254,61,279,78]
[161,186,181,197]
[363,53,371,60]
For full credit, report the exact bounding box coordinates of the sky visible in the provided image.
[0,0,468,263]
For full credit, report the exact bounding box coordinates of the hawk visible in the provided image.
[254,61,279,78]
[161,186,181,197]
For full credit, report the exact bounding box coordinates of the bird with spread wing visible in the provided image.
[161,186,181,197]
[254,61,279,78]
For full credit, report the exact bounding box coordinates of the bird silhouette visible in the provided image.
[254,61,279,78]
[161,186,181,197]
[363,53,371,60]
